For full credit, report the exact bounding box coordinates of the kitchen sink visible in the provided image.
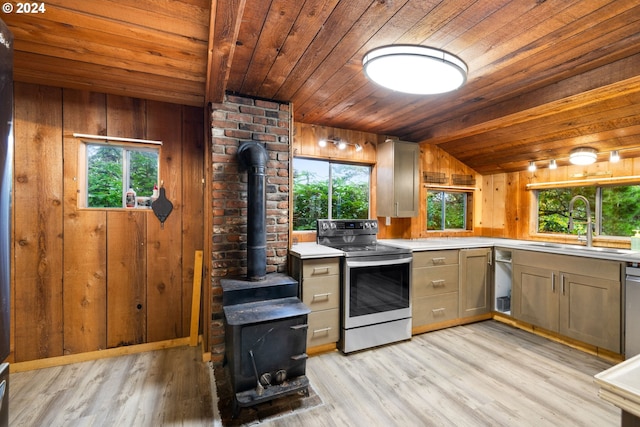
[526,242,635,255]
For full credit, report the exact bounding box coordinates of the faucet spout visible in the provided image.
[568,195,593,247]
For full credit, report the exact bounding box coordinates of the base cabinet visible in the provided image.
[512,250,622,353]
[412,250,459,329]
[459,248,492,319]
[290,257,340,350]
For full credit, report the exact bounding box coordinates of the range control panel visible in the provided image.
[316,219,378,238]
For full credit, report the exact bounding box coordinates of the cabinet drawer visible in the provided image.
[302,276,339,311]
[307,309,340,347]
[412,292,459,326]
[413,264,459,297]
[302,258,340,277]
[413,250,459,268]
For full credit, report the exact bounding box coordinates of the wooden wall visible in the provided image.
[12,83,205,363]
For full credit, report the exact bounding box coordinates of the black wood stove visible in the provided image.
[221,141,310,416]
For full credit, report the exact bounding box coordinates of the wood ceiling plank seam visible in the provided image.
[417,53,640,143]
[270,0,376,101]
[13,54,205,98]
[286,0,413,117]
[310,0,541,133]
[257,0,342,98]
[458,0,610,71]
[3,9,209,55]
[207,0,247,104]
[42,0,210,40]
[293,0,441,119]
[443,115,640,168]
[225,0,273,91]
[238,0,305,96]
[12,37,207,82]
[424,65,640,146]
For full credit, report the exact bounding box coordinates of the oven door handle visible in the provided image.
[346,256,412,268]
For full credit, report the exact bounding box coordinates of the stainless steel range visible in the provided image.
[317,219,412,353]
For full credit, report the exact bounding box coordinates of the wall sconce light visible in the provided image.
[610,150,620,163]
[569,147,598,165]
[549,159,557,170]
[318,137,364,152]
[528,161,536,172]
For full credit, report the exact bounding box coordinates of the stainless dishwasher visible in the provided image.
[626,267,640,358]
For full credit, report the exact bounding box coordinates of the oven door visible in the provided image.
[343,255,412,329]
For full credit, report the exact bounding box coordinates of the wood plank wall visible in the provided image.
[12,83,205,363]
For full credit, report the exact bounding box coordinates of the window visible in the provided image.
[537,185,640,237]
[83,143,159,208]
[427,190,471,230]
[293,158,370,230]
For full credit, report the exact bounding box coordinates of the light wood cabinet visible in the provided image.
[512,250,622,353]
[376,139,419,218]
[290,257,340,350]
[459,248,492,319]
[412,250,459,329]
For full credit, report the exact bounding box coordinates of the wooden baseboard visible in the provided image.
[11,337,194,373]
[307,343,337,356]
[412,312,493,335]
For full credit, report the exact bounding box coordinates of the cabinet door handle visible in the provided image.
[312,267,330,275]
[312,292,331,301]
[561,274,566,295]
[312,327,332,336]
[551,272,556,292]
[432,308,446,316]
[431,279,446,288]
[432,257,446,265]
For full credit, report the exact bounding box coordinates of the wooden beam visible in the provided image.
[206,0,247,104]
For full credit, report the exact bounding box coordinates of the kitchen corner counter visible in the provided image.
[595,355,640,420]
[381,237,640,263]
[289,242,344,259]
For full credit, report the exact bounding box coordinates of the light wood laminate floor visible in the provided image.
[9,321,620,426]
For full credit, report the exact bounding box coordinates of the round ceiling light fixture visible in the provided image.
[362,45,468,95]
[569,147,598,165]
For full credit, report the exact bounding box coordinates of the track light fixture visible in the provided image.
[318,137,363,152]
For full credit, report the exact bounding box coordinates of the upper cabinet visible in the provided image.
[376,139,419,218]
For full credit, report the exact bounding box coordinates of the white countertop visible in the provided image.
[289,237,640,262]
[595,355,640,417]
[289,242,344,259]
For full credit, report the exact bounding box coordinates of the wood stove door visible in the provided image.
[236,315,308,392]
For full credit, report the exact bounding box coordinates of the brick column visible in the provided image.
[208,94,291,364]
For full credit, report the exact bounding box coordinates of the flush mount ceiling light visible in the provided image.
[528,161,537,172]
[362,45,468,95]
[549,159,557,170]
[569,147,598,165]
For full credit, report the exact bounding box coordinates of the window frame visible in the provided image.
[426,188,473,231]
[292,157,372,230]
[78,140,161,210]
[534,183,640,239]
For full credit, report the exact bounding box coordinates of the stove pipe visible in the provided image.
[237,142,268,281]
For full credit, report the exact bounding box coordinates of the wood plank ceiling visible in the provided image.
[4,0,640,174]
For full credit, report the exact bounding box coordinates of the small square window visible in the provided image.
[79,142,160,209]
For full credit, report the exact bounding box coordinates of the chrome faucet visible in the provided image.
[568,195,593,247]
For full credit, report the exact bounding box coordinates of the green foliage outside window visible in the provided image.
[427,191,466,230]
[537,185,640,237]
[86,143,159,208]
[293,158,370,230]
